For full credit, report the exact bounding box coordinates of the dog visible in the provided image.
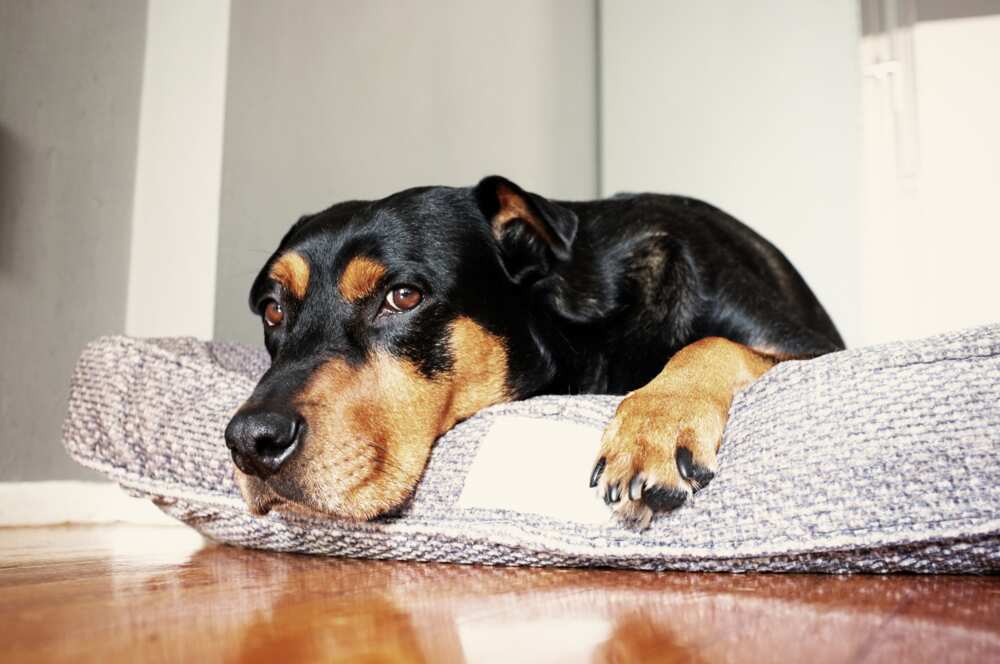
[225,176,843,529]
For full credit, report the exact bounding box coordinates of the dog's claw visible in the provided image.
[675,447,716,492]
[605,482,622,504]
[590,457,606,488]
[628,475,645,501]
[675,446,695,479]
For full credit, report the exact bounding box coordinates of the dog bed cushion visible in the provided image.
[62,324,1000,573]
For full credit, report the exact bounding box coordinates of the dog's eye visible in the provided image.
[384,286,422,313]
[262,300,284,327]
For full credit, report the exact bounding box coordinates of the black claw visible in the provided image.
[628,475,645,501]
[643,485,689,511]
[590,457,606,488]
[675,447,695,478]
[605,482,622,505]
[675,447,716,492]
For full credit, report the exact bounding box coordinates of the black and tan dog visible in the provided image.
[225,176,843,529]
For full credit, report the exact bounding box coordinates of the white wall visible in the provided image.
[600,1,863,345]
[125,0,230,339]
[213,0,599,343]
[860,11,1000,343]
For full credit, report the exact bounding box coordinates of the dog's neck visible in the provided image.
[523,221,693,396]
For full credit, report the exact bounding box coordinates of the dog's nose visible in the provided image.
[225,407,302,479]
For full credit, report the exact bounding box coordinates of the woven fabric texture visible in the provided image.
[63,325,1000,573]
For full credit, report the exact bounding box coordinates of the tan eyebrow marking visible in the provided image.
[339,256,387,303]
[269,251,310,300]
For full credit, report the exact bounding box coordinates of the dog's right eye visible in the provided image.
[262,300,284,327]
[383,286,422,313]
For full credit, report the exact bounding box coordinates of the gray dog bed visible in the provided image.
[63,324,1000,573]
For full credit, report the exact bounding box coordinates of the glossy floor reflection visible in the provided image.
[1,525,998,662]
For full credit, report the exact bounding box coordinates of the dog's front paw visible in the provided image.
[591,388,726,530]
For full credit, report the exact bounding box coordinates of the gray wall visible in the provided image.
[214,0,598,343]
[0,0,147,480]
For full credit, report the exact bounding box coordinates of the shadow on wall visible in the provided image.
[914,0,1000,23]
[862,0,1000,35]
[0,124,24,276]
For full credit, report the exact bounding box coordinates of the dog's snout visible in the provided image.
[225,407,302,479]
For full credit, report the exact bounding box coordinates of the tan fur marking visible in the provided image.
[656,337,777,396]
[293,355,441,520]
[444,317,510,422]
[492,184,556,247]
[269,252,310,300]
[751,345,811,362]
[339,256,387,303]
[237,317,510,521]
[232,469,281,517]
[597,337,779,529]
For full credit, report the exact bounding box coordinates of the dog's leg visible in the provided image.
[591,337,777,530]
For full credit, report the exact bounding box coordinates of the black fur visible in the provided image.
[244,176,843,407]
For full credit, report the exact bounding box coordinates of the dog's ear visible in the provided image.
[475,176,578,282]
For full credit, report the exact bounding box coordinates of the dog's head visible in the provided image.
[225,176,585,519]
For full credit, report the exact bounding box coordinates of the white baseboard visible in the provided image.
[0,481,179,527]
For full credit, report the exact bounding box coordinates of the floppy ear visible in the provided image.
[475,175,578,282]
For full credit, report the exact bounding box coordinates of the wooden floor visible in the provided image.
[1,526,998,663]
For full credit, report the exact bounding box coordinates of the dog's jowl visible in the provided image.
[225,176,843,529]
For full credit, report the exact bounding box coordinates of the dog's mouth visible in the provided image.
[234,469,342,519]
[233,472,283,516]
[246,491,283,517]
[230,430,433,522]
[246,492,320,519]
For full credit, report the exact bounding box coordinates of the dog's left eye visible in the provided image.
[383,286,422,313]
[262,300,284,327]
